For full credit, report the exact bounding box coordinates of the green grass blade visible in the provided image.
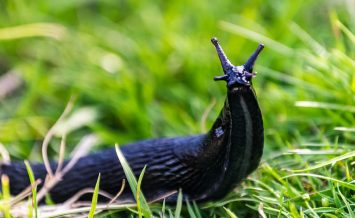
[224,207,238,218]
[88,173,100,218]
[168,209,174,218]
[27,198,33,218]
[24,160,38,218]
[185,200,197,218]
[1,175,11,218]
[219,21,294,56]
[333,14,355,43]
[174,189,183,218]
[192,201,202,218]
[136,165,147,218]
[115,144,152,217]
[337,185,355,217]
[283,173,355,190]
[0,23,66,40]
[161,198,166,218]
[292,150,355,172]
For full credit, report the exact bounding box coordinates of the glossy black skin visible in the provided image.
[0,39,264,203]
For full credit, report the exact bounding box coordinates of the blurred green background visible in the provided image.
[0,0,354,216]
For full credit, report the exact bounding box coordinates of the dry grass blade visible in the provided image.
[62,188,115,208]
[258,203,267,218]
[0,71,22,100]
[55,134,66,174]
[148,190,178,204]
[0,142,10,164]
[42,96,75,177]
[10,179,41,207]
[62,134,98,175]
[200,98,216,132]
[334,127,355,132]
[37,134,98,201]
[39,203,136,218]
[108,179,126,205]
[295,101,355,112]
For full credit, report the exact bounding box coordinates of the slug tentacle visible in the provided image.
[0,38,264,204]
[243,44,264,73]
[211,37,234,73]
[212,37,264,88]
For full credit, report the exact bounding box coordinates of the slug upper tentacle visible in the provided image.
[0,38,264,204]
[212,37,264,88]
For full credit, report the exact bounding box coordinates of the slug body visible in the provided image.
[0,38,264,203]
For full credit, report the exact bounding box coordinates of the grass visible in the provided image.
[0,0,354,217]
[24,160,38,218]
[115,144,152,217]
[88,173,100,218]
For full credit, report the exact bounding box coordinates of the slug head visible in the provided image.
[211,37,264,89]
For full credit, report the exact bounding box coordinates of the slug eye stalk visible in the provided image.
[211,37,264,88]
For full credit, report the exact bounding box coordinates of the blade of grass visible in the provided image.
[175,189,183,218]
[0,143,10,164]
[88,173,100,218]
[186,199,197,218]
[1,175,11,218]
[219,21,294,56]
[115,144,152,217]
[161,198,166,218]
[168,209,174,218]
[283,173,355,190]
[224,207,238,218]
[337,185,354,217]
[40,203,136,218]
[24,160,38,218]
[192,201,202,218]
[108,179,126,205]
[292,150,355,172]
[0,23,66,40]
[295,101,355,112]
[42,96,75,177]
[258,203,267,218]
[137,165,147,218]
[27,198,33,218]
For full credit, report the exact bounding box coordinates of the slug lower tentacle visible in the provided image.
[0,38,264,203]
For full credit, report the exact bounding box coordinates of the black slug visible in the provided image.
[0,38,264,203]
